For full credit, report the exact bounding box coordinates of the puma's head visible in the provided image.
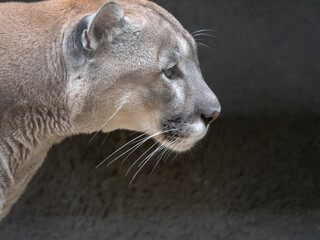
[64,1,220,152]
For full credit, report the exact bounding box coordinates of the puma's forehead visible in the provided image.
[135,1,192,40]
[131,1,198,62]
[137,1,196,51]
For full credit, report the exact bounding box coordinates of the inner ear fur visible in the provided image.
[81,2,125,51]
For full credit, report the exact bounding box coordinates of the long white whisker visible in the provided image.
[194,38,204,42]
[193,33,216,38]
[170,153,180,164]
[170,140,184,164]
[197,43,214,53]
[99,132,111,148]
[96,132,147,168]
[160,145,173,163]
[163,150,172,163]
[121,137,162,167]
[119,131,174,166]
[133,137,164,168]
[149,138,180,176]
[138,140,168,168]
[128,128,176,148]
[88,103,124,144]
[163,138,181,163]
[127,135,152,147]
[120,138,151,164]
[157,144,170,161]
[129,127,150,136]
[129,138,180,184]
[121,129,177,166]
[104,130,177,167]
[191,29,216,35]
[125,138,165,177]
[106,135,153,166]
[155,138,179,168]
[129,146,161,185]
[149,157,162,177]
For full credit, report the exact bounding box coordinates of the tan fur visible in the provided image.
[0,0,220,219]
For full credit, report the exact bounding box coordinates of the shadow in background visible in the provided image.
[0,117,319,239]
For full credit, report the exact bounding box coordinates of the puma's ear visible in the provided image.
[81,2,125,51]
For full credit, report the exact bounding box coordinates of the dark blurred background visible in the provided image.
[0,0,319,239]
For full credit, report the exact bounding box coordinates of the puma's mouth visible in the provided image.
[152,118,208,152]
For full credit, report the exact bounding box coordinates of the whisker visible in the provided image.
[99,132,111,148]
[106,135,154,166]
[129,138,180,184]
[163,150,173,163]
[193,33,217,39]
[149,138,180,176]
[129,146,161,185]
[164,140,179,162]
[170,140,184,164]
[95,132,148,168]
[127,135,152,147]
[129,127,150,136]
[119,130,177,166]
[191,29,216,35]
[119,139,151,164]
[126,129,178,169]
[156,140,173,162]
[163,145,174,162]
[164,137,180,162]
[123,137,165,168]
[194,37,204,41]
[128,128,177,147]
[170,152,180,164]
[125,139,166,177]
[157,146,169,162]
[197,43,214,53]
[138,140,169,168]
[149,157,162,177]
[88,102,124,144]
[98,129,177,168]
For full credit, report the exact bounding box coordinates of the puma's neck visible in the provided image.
[0,105,73,219]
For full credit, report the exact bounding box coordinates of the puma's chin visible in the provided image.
[164,138,197,152]
[153,120,208,152]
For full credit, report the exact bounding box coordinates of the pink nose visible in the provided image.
[202,111,220,125]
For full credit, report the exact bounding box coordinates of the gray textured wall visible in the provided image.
[0,0,319,239]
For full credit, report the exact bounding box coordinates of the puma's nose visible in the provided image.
[201,111,220,125]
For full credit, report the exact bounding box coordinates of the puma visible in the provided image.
[0,0,220,219]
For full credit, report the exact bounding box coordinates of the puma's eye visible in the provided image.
[163,65,177,80]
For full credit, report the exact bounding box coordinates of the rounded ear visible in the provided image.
[81,2,125,51]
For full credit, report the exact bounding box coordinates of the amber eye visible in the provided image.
[163,65,177,80]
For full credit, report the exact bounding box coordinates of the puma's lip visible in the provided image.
[152,119,208,152]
